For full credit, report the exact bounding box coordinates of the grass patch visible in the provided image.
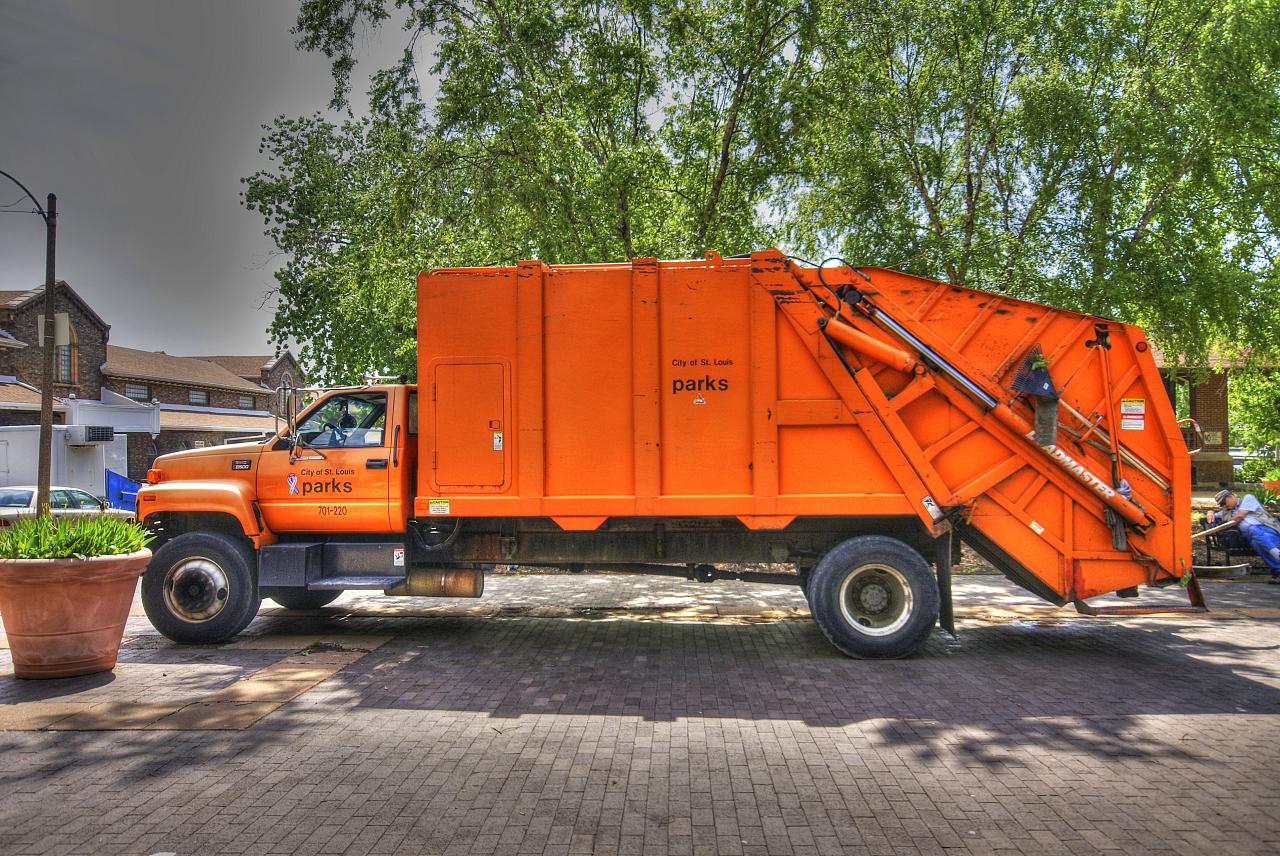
[0,515,153,560]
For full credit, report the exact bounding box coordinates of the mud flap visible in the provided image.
[935,530,956,636]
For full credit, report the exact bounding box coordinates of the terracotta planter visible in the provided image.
[0,549,151,679]
[1262,479,1280,494]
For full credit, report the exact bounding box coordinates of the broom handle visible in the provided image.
[1191,518,1239,541]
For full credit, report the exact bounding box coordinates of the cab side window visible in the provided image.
[297,392,388,449]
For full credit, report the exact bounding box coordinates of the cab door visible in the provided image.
[257,390,393,533]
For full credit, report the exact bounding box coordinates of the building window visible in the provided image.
[57,344,72,384]
[189,390,209,406]
[41,312,75,384]
[238,395,255,410]
[124,383,149,401]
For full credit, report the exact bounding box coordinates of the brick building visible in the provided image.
[101,347,290,480]
[1155,351,1235,487]
[192,353,301,417]
[0,282,110,426]
[0,281,302,482]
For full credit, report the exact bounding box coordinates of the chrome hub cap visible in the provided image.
[163,557,230,622]
[838,563,912,636]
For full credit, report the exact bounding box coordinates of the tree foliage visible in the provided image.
[1230,368,1280,453]
[790,0,1280,365]
[246,0,1280,415]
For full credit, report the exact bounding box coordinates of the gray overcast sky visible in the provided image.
[0,0,403,355]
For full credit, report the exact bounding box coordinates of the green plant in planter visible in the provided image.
[1256,487,1280,508]
[0,515,152,560]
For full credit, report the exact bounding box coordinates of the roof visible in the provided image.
[0,328,25,349]
[1149,345,1263,371]
[194,355,272,380]
[103,346,269,395]
[0,381,44,407]
[159,410,278,433]
[193,353,295,383]
[0,281,111,332]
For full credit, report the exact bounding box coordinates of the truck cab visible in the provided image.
[137,384,421,643]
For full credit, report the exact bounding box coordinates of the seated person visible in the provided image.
[1208,489,1280,583]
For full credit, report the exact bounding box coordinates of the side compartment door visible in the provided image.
[430,362,508,491]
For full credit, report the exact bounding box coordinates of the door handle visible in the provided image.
[366,458,388,469]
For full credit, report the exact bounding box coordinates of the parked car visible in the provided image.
[0,485,135,525]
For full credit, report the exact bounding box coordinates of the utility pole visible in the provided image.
[37,193,57,516]
[0,171,58,516]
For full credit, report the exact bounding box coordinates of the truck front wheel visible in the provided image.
[808,535,938,659]
[142,531,262,644]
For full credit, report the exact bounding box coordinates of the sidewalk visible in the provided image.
[2,573,1278,855]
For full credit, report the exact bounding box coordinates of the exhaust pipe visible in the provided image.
[384,567,484,598]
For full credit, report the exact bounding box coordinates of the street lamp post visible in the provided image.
[0,169,58,516]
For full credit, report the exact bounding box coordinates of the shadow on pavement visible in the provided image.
[2,607,1277,779]
[271,610,1279,763]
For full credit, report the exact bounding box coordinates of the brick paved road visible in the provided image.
[1,575,1278,855]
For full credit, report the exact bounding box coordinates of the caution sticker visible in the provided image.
[428,499,451,515]
[1120,398,1146,415]
[493,431,504,451]
[1121,414,1145,431]
[393,547,405,567]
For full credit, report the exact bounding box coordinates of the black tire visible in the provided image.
[798,564,815,603]
[807,535,939,659]
[142,531,262,644]
[263,588,341,610]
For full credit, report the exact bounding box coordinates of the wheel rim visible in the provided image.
[837,563,913,637]
[163,556,230,622]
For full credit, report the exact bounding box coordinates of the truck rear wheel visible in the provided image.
[808,535,938,658]
[263,589,342,611]
[142,531,261,644]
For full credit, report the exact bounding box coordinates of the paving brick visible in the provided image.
[0,575,1278,855]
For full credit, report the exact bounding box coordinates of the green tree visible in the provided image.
[788,0,1280,365]
[248,0,1280,428]
[248,0,817,381]
[1230,367,1280,454]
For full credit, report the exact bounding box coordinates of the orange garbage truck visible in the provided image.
[137,249,1204,658]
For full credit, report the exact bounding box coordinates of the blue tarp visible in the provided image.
[105,468,140,512]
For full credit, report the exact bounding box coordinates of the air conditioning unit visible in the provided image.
[65,425,115,446]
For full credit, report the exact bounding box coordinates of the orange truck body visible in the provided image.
[137,249,1201,657]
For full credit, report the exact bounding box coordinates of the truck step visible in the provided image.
[308,576,405,590]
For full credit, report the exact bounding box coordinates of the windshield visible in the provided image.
[0,489,33,508]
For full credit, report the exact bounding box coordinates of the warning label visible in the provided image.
[428,499,451,515]
[1121,414,1145,431]
[1120,398,1146,415]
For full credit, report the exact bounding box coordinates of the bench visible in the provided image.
[1200,518,1261,568]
